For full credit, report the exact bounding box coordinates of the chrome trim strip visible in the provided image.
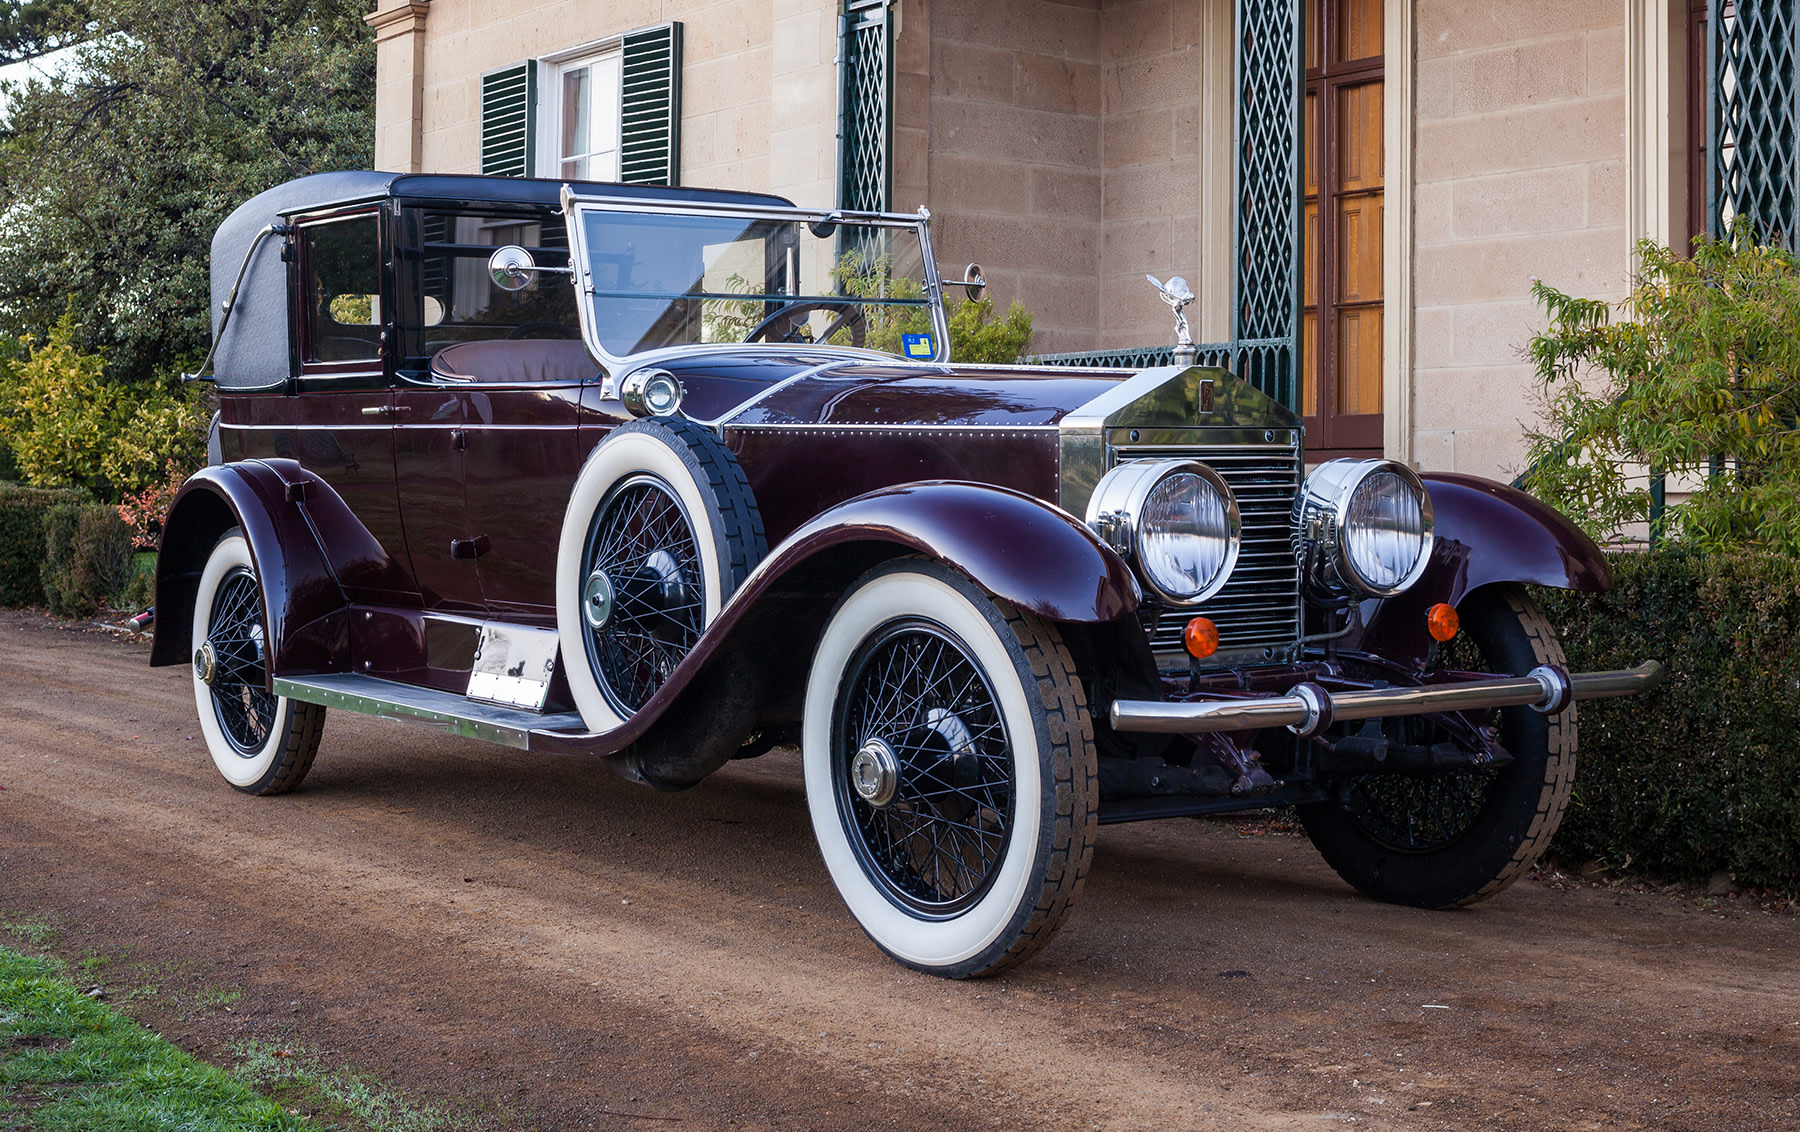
[1109,661,1667,735]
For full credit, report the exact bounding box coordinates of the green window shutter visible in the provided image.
[620,23,682,186]
[481,62,536,177]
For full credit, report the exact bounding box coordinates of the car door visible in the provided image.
[278,209,415,602]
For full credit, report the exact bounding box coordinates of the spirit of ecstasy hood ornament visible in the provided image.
[1146,274,1197,366]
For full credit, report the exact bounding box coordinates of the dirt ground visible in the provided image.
[0,608,1795,1131]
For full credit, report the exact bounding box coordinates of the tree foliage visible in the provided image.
[0,0,373,387]
[1521,226,1800,554]
[0,0,84,65]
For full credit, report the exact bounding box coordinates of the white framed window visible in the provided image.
[538,42,623,180]
[482,24,681,186]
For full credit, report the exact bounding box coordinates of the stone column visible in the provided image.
[366,1,431,173]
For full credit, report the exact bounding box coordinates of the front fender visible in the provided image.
[541,481,1140,785]
[767,481,1140,623]
[1358,472,1611,665]
[150,460,387,677]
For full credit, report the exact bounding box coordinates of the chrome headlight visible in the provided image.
[1294,458,1434,597]
[1086,459,1240,606]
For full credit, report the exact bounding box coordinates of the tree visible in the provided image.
[1521,226,1800,554]
[0,0,373,388]
[0,1,85,66]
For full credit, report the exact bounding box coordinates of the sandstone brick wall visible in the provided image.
[918,1,1104,355]
[1409,0,1631,480]
[412,0,785,195]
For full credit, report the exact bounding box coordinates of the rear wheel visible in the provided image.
[1298,586,1575,907]
[190,531,325,795]
[803,560,1097,977]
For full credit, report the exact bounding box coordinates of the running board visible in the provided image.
[273,673,587,751]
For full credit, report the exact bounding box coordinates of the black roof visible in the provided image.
[232,170,796,221]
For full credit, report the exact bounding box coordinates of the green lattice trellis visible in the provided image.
[840,0,893,213]
[1708,1,1798,247]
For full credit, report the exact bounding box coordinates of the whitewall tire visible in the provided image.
[556,417,765,732]
[803,559,1098,978]
[190,531,324,795]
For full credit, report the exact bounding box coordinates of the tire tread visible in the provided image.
[965,602,1098,976]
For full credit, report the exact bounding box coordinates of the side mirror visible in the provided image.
[961,263,987,303]
[489,245,539,292]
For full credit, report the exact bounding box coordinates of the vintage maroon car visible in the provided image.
[154,171,1661,978]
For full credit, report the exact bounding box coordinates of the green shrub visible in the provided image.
[0,482,82,606]
[1523,225,1800,553]
[1541,547,1800,890]
[0,312,210,503]
[42,500,137,618]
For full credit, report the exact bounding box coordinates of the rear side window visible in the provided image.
[399,209,580,364]
[301,214,382,363]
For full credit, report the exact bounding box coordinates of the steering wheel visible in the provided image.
[743,300,866,347]
[505,322,581,340]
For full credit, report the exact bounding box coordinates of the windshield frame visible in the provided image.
[560,186,951,369]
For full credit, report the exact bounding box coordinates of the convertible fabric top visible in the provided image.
[207,172,796,390]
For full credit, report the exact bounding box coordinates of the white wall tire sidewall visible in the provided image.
[191,534,294,789]
[803,568,1044,971]
[557,430,727,732]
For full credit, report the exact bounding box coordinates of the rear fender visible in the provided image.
[150,460,383,677]
[1357,473,1611,667]
[548,481,1142,787]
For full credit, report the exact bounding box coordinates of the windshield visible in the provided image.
[566,201,944,363]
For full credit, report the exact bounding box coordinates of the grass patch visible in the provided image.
[230,1042,467,1132]
[0,945,313,1130]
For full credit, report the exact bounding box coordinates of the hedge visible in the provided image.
[1540,547,1800,890]
[0,483,84,607]
[42,500,136,619]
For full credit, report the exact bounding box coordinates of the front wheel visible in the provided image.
[1298,585,1575,908]
[190,530,325,795]
[803,560,1098,978]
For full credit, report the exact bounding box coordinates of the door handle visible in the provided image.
[360,405,411,419]
[450,534,491,560]
[450,428,467,450]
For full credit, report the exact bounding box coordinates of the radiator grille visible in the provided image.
[1110,442,1302,662]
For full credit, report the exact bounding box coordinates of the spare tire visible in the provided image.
[555,417,766,732]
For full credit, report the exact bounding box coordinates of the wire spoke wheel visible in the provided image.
[1299,586,1576,908]
[1341,624,1498,853]
[206,566,280,755]
[834,619,1014,916]
[189,531,324,796]
[1343,767,1498,853]
[582,474,703,714]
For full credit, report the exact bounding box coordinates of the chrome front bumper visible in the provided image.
[1109,660,1666,737]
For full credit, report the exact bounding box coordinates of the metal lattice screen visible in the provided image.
[1708,1,1798,247]
[1231,0,1303,410]
[840,0,893,212]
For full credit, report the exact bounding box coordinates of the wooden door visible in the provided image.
[1302,0,1385,459]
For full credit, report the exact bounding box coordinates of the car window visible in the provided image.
[301,214,382,364]
[400,209,581,365]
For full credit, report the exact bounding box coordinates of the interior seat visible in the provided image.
[430,338,598,384]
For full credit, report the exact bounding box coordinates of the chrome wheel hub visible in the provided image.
[850,737,901,808]
[582,569,616,630]
[193,641,218,686]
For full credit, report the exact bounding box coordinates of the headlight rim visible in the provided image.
[1085,458,1241,607]
[1296,457,1435,598]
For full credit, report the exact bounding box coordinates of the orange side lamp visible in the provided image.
[1426,602,1460,642]
[1184,616,1220,659]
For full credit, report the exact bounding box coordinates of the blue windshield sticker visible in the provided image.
[902,333,935,359]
